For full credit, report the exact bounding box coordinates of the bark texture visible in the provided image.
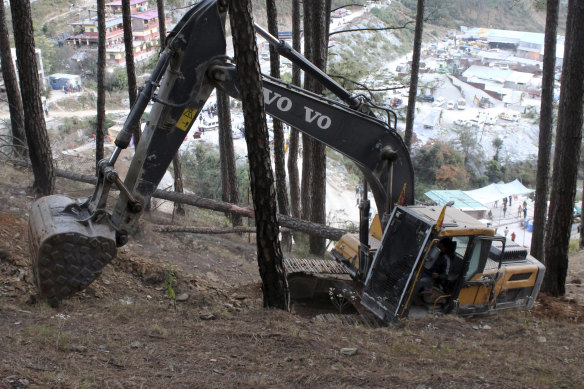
[300,0,314,221]
[9,0,54,195]
[543,0,584,296]
[0,1,25,158]
[217,89,241,226]
[404,0,425,150]
[266,0,291,250]
[228,0,289,310]
[122,0,140,145]
[531,0,559,260]
[287,0,301,219]
[157,0,166,50]
[96,0,106,166]
[307,0,328,256]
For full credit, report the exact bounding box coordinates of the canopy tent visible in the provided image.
[424,190,489,219]
[464,179,534,206]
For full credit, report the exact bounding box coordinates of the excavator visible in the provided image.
[27,0,544,324]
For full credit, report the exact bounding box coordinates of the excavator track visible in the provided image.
[283,257,349,275]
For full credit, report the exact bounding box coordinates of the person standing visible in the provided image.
[511,231,516,242]
[518,204,523,217]
[504,226,509,238]
[503,203,507,217]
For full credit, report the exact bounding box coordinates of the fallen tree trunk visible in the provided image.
[12,162,349,241]
[152,225,256,234]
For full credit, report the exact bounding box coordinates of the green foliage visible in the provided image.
[487,159,504,183]
[412,140,467,189]
[41,21,57,38]
[492,137,504,161]
[502,159,537,187]
[164,265,177,301]
[88,114,116,133]
[181,142,250,202]
[109,68,129,91]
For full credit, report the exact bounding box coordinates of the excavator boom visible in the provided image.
[27,0,413,301]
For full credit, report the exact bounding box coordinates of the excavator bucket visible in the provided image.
[28,195,117,301]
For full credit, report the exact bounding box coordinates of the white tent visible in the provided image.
[464,179,534,206]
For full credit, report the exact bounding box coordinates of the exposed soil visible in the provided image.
[1,163,584,388]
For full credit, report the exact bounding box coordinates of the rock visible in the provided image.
[70,344,87,352]
[482,324,491,330]
[176,293,189,302]
[340,347,358,356]
[537,336,547,343]
[200,313,216,320]
[130,341,142,348]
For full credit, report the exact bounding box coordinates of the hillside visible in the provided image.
[1,163,584,387]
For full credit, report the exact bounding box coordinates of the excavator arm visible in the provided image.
[27,0,414,301]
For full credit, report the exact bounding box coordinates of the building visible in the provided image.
[48,73,82,90]
[66,0,168,65]
[105,0,150,14]
[8,48,46,89]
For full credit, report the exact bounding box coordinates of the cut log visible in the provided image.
[152,225,256,234]
[12,162,350,241]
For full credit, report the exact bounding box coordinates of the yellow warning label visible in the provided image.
[176,108,198,131]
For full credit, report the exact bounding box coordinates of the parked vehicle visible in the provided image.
[446,100,455,110]
[432,96,446,107]
[417,94,435,103]
[456,98,466,110]
[499,111,521,122]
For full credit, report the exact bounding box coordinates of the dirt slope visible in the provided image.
[1,163,584,388]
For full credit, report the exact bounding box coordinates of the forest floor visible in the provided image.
[1,163,584,388]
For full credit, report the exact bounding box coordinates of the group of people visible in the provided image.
[491,196,528,220]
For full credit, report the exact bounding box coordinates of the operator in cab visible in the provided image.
[414,237,456,303]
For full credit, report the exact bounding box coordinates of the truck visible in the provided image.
[27,0,544,325]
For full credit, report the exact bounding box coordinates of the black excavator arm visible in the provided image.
[27,0,414,301]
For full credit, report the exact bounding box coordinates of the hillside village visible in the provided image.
[5,1,569,243]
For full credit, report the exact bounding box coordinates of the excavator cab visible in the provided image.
[357,205,545,324]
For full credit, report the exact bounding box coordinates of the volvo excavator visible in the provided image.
[27,0,544,324]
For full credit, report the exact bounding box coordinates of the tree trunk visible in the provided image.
[404,0,425,150]
[228,0,289,310]
[157,0,166,51]
[531,0,559,260]
[9,0,54,195]
[95,0,106,166]
[287,0,301,220]
[171,155,186,216]
[0,1,25,158]
[542,0,584,297]
[308,0,329,256]
[122,0,140,145]
[217,89,241,226]
[266,0,292,251]
[300,0,314,221]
